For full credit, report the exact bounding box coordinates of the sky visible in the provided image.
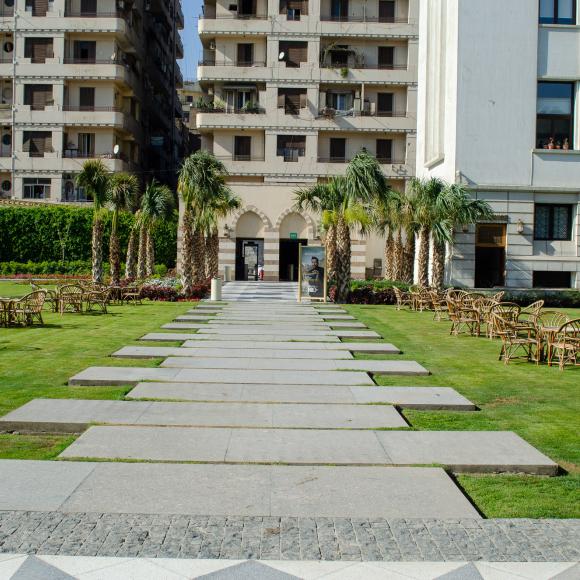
[180,0,203,81]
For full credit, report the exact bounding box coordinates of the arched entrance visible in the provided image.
[278,212,309,281]
[235,211,266,281]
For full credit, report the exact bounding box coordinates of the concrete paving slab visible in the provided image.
[126,383,476,409]
[59,426,388,464]
[59,427,555,474]
[69,366,375,386]
[0,460,96,511]
[49,463,481,518]
[68,366,179,386]
[179,340,400,354]
[375,431,559,475]
[333,330,382,338]
[141,332,342,343]
[160,357,429,376]
[162,323,336,333]
[112,346,354,360]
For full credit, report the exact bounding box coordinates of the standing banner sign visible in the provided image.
[298,245,327,302]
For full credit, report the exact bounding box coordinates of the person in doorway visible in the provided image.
[258,264,264,281]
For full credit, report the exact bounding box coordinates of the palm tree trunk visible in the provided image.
[192,226,206,284]
[91,215,104,284]
[393,229,404,281]
[431,240,446,289]
[325,224,337,281]
[383,229,394,280]
[125,228,137,280]
[402,228,415,284]
[181,208,195,296]
[417,226,430,287]
[207,228,220,279]
[335,214,351,303]
[137,224,147,279]
[145,227,155,277]
[109,225,121,286]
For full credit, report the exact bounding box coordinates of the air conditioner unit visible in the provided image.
[209,41,216,50]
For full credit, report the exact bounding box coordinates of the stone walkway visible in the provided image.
[0,281,577,573]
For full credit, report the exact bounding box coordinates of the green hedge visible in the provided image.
[0,206,177,268]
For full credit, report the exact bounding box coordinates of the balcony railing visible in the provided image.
[196,106,265,114]
[320,15,409,23]
[63,57,124,65]
[62,106,123,112]
[318,108,408,119]
[216,154,265,161]
[320,63,408,70]
[318,156,405,164]
[198,60,267,67]
[199,12,269,19]
[64,10,128,18]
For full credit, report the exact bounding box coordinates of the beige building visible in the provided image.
[195,0,418,281]
[0,0,184,203]
[178,80,203,153]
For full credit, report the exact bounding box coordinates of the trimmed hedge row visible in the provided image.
[0,206,177,268]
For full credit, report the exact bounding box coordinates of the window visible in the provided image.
[533,271,572,288]
[24,38,53,63]
[23,84,52,110]
[534,204,573,240]
[234,135,251,160]
[25,0,49,17]
[279,41,307,68]
[276,135,306,161]
[278,88,307,114]
[326,91,353,111]
[78,133,95,157]
[539,0,576,24]
[378,46,395,68]
[376,139,393,163]
[73,40,96,63]
[329,138,346,161]
[236,44,254,66]
[281,0,308,19]
[79,87,95,110]
[537,82,574,149]
[23,131,51,157]
[23,178,51,199]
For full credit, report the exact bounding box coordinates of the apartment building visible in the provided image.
[196,0,418,281]
[0,0,184,203]
[178,80,203,154]
[417,0,580,289]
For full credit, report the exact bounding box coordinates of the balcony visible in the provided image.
[531,149,580,189]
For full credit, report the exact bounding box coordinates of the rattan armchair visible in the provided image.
[492,310,539,365]
[393,287,412,311]
[85,284,111,314]
[488,302,521,340]
[30,281,58,312]
[13,291,47,326]
[429,290,449,321]
[447,297,480,336]
[58,284,84,314]
[550,319,580,371]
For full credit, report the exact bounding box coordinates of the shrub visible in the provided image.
[329,280,411,304]
[501,290,580,309]
[0,260,94,276]
[139,284,180,302]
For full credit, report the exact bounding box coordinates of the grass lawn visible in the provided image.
[347,304,580,518]
[0,280,190,460]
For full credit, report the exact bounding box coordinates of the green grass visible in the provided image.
[0,280,192,460]
[346,304,580,518]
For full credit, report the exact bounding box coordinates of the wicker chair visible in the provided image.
[488,302,521,340]
[447,297,480,336]
[473,297,499,338]
[58,284,84,314]
[393,287,412,311]
[492,291,505,301]
[492,311,539,365]
[30,281,58,312]
[13,291,47,326]
[414,288,433,312]
[121,285,142,305]
[550,319,580,370]
[85,284,111,314]
[519,300,545,322]
[429,290,449,321]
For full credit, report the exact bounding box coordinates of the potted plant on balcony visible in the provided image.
[340,66,349,78]
[241,101,260,113]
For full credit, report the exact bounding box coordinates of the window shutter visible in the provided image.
[299,92,307,108]
[277,92,285,108]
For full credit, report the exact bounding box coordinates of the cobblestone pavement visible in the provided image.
[1,512,579,562]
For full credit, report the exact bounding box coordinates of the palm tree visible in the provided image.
[200,189,240,279]
[137,180,175,278]
[430,184,494,288]
[76,160,110,284]
[178,151,230,296]
[399,189,419,284]
[124,188,142,280]
[295,151,389,302]
[410,177,446,287]
[372,190,402,280]
[107,173,139,285]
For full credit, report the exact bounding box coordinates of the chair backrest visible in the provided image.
[59,284,84,296]
[536,310,569,329]
[492,291,505,301]
[474,297,498,313]
[521,300,545,315]
[18,290,46,313]
[461,292,485,308]
[447,289,467,302]
[491,302,521,322]
[556,318,580,341]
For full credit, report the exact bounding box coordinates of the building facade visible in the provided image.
[195,0,419,281]
[0,0,184,203]
[416,0,580,289]
[178,80,203,154]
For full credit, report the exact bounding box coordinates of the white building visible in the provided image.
[417,0,580,289]
[195,0,419,281]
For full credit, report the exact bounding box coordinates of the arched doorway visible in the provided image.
[278,212,308,281]
[235,211,265,281]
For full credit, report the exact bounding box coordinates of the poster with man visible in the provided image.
[298,246,327,302]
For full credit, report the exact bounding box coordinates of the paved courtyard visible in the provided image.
[0,282,578,577]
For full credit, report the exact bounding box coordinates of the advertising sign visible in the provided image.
[298,245,327,302]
